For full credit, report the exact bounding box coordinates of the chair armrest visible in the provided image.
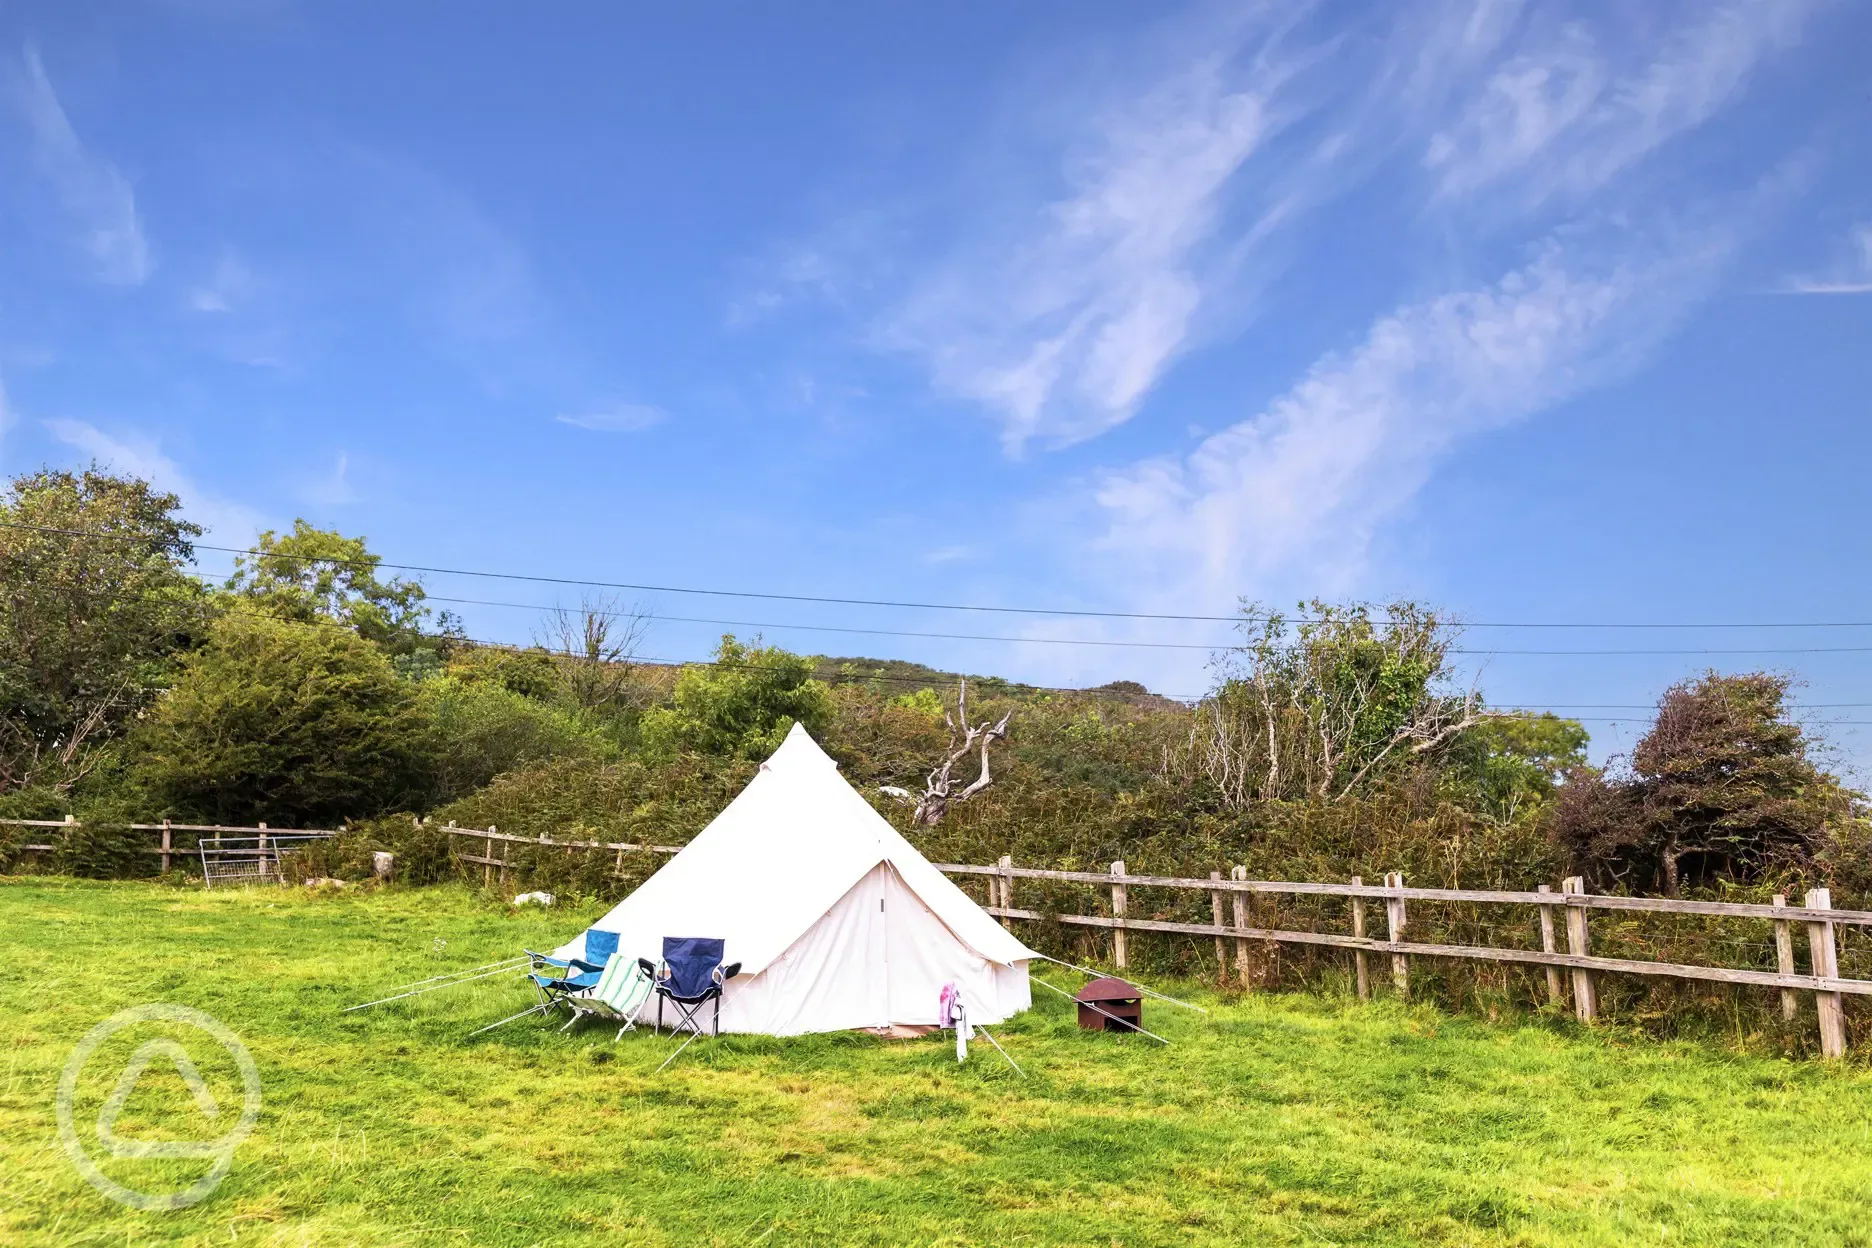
[636,958,657,979]
[715,962,743,983]
[567,958,605,975]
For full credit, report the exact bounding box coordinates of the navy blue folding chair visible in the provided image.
[638,936,740,1038]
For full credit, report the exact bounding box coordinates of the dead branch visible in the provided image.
[912,679,1013,826]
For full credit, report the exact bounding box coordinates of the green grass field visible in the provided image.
[4,879,1870,1247]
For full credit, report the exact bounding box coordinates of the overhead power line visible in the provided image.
[426,593,1872,656]
[194,581,1872,658]
[17,517,1872,631]
[96,595,1872,726]
[11,559,1872,727]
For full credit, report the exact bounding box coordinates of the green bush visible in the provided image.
[130,614,430,825]
[49,815,148,879]
[640,635,832,760]
[417,675,612,804]
[286,815,460,886]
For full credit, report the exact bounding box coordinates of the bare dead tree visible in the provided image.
[536,595,652,712]
[909,679,1013,826]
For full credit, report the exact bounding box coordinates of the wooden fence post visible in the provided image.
[1562,876,1597,1023]
[498,827,510,890]
[999,855,1014,929]
[1383,872,1409,996]
[1536,884,1564,1005]
[1209,871,1228,978]
[1110,860,1128,970]
[1230,866,1250,988]
[1772,894,1798,1023]
[1805,887,1846,1059]
[1349,875,1370,1001]
[160,819,173,875]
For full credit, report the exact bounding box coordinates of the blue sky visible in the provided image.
[2,1,1870,768]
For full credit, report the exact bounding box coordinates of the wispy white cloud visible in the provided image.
[766,2,1809,457]
[1781,223,1872,294]
[882,51,1281,452]
[1045,1,1815,624]
[556,403,665,434]
[1093,224,1734,609]
[1425,1,1815,205]
[186,251,256,313]
[7,45,152,285]
[300,452,360,506]
[44,418,267,543]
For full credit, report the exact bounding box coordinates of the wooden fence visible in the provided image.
[440,826,1869,1058]
[0,816,341,874]
[9,816,1860,1058]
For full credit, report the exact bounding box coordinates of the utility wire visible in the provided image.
[157,571,1872,659]
[15,517,1872,631]
[22,539,1872,725]
[115,591,1872,723]
[23,552,1872,724]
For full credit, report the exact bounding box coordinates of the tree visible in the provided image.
[0,467,205,793]
[223,521,441,655]
[1550,672,1846,895]
[536,595,651,713]
[1186,600,1479,808]
[1442,713,1589,822]
[640,635,832,760]
[131,614,429,825]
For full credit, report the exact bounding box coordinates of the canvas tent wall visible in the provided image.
[554,722,1034,1035]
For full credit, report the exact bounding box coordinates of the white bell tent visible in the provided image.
[553,722,1035,1035]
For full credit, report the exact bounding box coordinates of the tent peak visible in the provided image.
[768,720,837,769]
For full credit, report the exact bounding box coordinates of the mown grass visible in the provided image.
[3,878,1870,1247]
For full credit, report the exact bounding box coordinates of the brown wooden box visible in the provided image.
[1074,976,1143,1032]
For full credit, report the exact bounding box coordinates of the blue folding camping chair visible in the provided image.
[469,929,621,1037]
[638,937,740,1039]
